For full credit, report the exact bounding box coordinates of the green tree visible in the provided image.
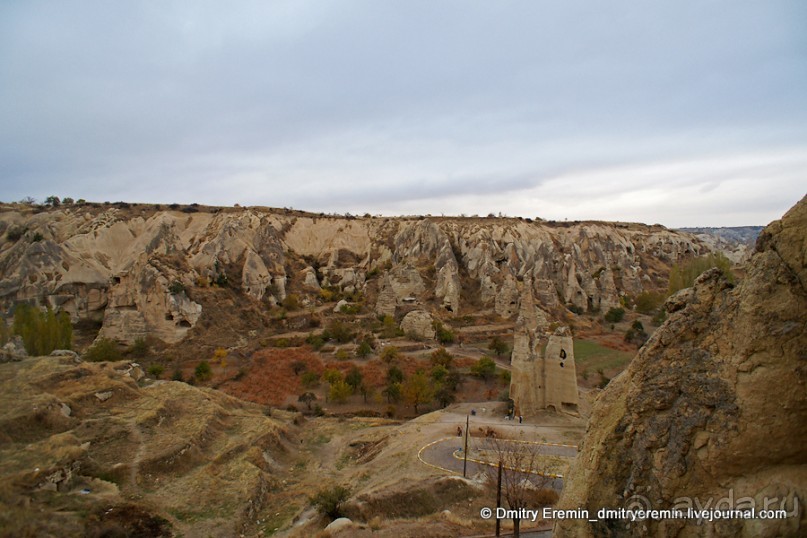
[380,345,400,363]
[298,392,317,411]
[329,380,352,403]
[382,382,401,404]
[194,360,212,381]
[429,347,453,368]
[323,368,343,385]
[387,366,404,385]
[355,339,373,358]
[432,321,455,344]
[668,253,734,295]
[44,195,60,207]
[489,336,509,357]
[301,371,320,388]
[604,307,625,323]
[402,371,435,414]
[434,384,456,408]
[12,304,72,356]
[311,485,350,520]
[345,367,363,393]
[471,356,497,382]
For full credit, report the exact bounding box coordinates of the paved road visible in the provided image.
[419,437,577,491]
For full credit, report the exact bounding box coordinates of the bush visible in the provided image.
[355,338,373,358]
[329,380,352,403]
[83,338,122,362]
[429,347,453,368]
[326,320,354,344]
[311,485,350,520]
[282,294,300,311]
[651,309,667,326]
[301,371,320,388]
[335,348,351,360]
[604,307,625,323]
[147,364,164,378]
[380,345,400,363]
[488,336,509,357]
[128,337,149,358]
[634,291,664,314]
[194,360,212,381]
[6,226,25,242]
[168,280,185,295]
[291,360,307,375]
[471,356,497,381]
[172,369,184,381]
[432,321,455,345]
[305,333,325,350]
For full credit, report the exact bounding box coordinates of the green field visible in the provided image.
[573,339,634,377]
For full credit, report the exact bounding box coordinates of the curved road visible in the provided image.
[419,437,577,491]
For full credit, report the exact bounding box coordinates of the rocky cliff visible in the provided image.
[555,196,807,537]
[0,204,709,344]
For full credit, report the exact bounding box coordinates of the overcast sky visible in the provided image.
[1,1,805,227]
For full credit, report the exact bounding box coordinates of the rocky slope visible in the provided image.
[555,197,806,537]
[0,354,294,537]
[0,204,710,345]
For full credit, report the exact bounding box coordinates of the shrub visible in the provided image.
[311,485,351,520]
[634,291,664,314]
[345,367,363,392]
[168,281,185,295]
[488,336,509,357]
[380,345,400,363]
[305,333,325,350]
[429,347,453,368]
[282,294,300,311]
[329,380,352,403]
[32,232,44,242]
[83,338,122,362]
[291,360,307,375]
[147,364,164,378]
[604,307,625,323]
[432,321,455,345]
[339,303,361,315]
[172,369,184,381]
[301,371,320,388]
[471,356,497,381]
[335,348,351,360]
[194,360,212,381]
[128,337,149,358]
[6,226,25,242]
[355,338,373,358]
[326,320,354,344]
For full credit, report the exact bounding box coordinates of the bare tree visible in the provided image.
[478,438,557,537]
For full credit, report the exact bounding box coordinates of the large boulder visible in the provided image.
[555,197,807,538]
[400,310,436,340]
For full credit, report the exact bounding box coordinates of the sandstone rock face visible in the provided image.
[0,206,712,344]
[555,197,807,538]
[510,323,579,417]
[400,310,436,340]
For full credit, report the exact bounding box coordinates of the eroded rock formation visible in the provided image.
[0,205,712,344]
[555,197,807,537]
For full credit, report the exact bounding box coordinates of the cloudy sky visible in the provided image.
[1,1,805,227]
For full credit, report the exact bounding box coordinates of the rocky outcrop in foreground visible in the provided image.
[555,197,807,537]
